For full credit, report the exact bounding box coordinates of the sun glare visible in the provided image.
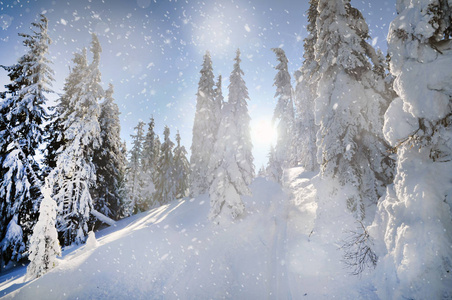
[251,117,277,148]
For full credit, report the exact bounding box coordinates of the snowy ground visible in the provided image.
[1,168,379,299]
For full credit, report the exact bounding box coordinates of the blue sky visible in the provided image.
[0,0,396,168]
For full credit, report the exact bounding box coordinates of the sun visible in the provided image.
[250,117,277,148]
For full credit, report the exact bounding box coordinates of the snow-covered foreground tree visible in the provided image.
[92,84,125,221]
[314,0,393,222]
[26,181,61,280]
[190,51,217,197]
[0,15,53,265]
[271,48,296,182]
[369,1,452,298]
[209,49,254,222]
[52,34,103,246]
[294,0,319,172]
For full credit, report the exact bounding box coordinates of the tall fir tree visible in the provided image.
[52,34,103,246]
[314,0,393,220]
[173,131,190,199]
[213,74,224,131]
[127,121,145,215]
[271,48,296,182]
[294,0,319,172]
[265,145,281,183]
[154,126,176,205]
[0,15,53,265]
[229,49,255,182]
[140,117,158,209]
[369,1,452,298]
[92,84,124,221]
[190,51,216,197]
[208,49,254,222]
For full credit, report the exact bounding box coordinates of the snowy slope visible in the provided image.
[1,170,377,299]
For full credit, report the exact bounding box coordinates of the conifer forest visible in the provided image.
[0,0,451,299]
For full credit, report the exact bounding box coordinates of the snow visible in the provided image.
[1,169,389,299]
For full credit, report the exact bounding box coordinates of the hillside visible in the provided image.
[1,168,377,299]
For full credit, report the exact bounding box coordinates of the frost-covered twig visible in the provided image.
[339,220,377,276]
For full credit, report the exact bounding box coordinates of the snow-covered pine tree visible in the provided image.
[271,48,296,181]
[173,131,190,199]
[154,126,176,205]
[294,0,319,172]
[265,145,281,183]
[189,51,216,197]
[213,74,224,128]
[44,39,87,174]
[92,84,124,221]
[26,180,61,279]
[209,101,247,221]
[208,49,254,221]
[117,140,129,219]
[229,49,254,182]
[127,121,145,214]
[369,1,452,298]
[314,0,393,221]
[0,15,53,265]
[52,34,103,246]
[140,117,158,209]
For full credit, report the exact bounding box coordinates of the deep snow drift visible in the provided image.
[2,169,380,299]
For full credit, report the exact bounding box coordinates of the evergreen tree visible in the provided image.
[52,34,103,246]
[141,117,158,209]
[229,49,255,182]
[213,74,224,130]
[92,84,123,221]
[190,51,216,197]
[44,41,87,174]
[173,131,190,199]
[370,1,452,298]
[208,49,254,222]
[26,181,61,279]
[265,145,281,183]
[0,15,53,265]
[117,140,129,219]
[314,0,393,220]
[127,121,145,214]
[154,126,176,205]
[271,48,296,181]
[294,0,319,172]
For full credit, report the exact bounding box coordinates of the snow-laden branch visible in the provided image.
[91,209,116,226]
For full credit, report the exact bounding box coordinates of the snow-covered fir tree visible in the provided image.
[26,181,61,280]
[44,37,87,174]
[0,15,53,265]
[52,34,103,246]
[229,49,254,181]
[369,1,452,298]
[265,145,281,183]
[189,51,217,197]
[213,74,224,127]
[173,131,190,199]
[271,48,296,181]
[140,117,158,209]
[92,84,124,221]
[208,49,254,221]
[294,0,319,172]
[154,126,176,205]
[314,0,393,220]
[127,121,145,215]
